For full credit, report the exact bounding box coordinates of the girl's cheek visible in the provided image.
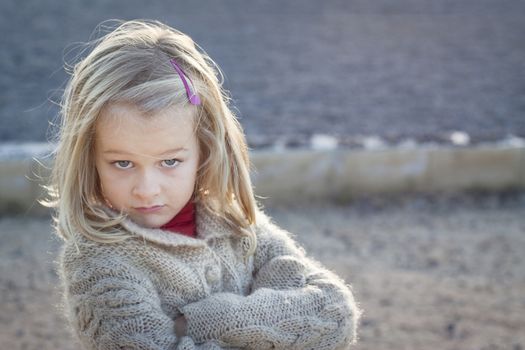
[101,170,130,190]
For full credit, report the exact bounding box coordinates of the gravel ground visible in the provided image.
[1,0,524,147]
[1,193,524,349]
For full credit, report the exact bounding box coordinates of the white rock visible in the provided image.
[449,131,470,146]
[310,134,338,151]
[396,138,418,149]
[500,135,525,148]
[361,136,386,150]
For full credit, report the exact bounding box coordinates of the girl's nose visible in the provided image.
[132,171,161,199]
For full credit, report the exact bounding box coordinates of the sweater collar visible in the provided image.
[102,202,233,247]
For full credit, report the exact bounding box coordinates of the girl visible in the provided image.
[45,19,361,349]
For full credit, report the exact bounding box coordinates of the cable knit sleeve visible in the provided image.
[181,211,361,349]
[59,240,235,350]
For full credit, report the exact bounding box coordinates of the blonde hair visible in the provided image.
[44,19,257,254]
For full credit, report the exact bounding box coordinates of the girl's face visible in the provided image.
[94,102,200,228]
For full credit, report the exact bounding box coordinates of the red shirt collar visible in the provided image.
[160,200,197,238]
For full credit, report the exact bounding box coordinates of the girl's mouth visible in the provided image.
[134,205,164,213]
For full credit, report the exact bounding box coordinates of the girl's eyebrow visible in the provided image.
[103,147,188,156]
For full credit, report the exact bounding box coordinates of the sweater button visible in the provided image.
[205,266,220,284]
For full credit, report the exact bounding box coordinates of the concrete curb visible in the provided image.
[0,143,523,214]
[251,145,525,204]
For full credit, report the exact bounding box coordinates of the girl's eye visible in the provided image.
[114,160,132,169]
[162,159,180,168]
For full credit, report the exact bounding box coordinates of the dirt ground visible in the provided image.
[1,192,524,350]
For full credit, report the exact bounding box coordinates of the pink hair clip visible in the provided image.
[169,58,201,105]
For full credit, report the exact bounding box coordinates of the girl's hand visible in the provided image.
[175,315,188,337]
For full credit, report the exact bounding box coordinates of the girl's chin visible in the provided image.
[130,215,169,229]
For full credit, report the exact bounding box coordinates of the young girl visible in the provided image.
[46,19,361,349]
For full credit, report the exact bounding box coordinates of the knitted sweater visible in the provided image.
[58,204,361,349]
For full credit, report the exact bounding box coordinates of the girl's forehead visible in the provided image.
[95,102,197,154]
[99,101,195,124]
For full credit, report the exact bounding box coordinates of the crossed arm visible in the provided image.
[180,216,360,349]
[62,217,360,349]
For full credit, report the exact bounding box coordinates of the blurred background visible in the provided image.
[0,1,524,349]
[1,0,524,147]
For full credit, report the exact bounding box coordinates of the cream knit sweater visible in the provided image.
[58,205,361,349]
